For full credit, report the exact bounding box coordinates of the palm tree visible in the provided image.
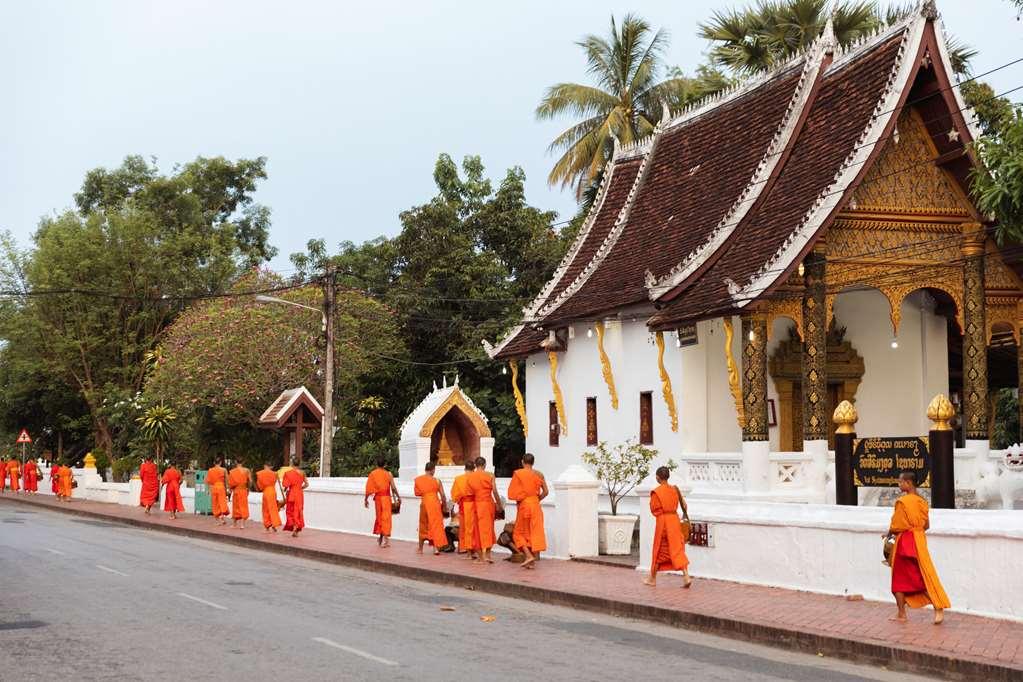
[537,15,703,199]
[700,1,975,76]
[136,404,177,461]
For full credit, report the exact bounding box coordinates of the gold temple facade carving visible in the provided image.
[594,321,619,409]
[654,331,679,433]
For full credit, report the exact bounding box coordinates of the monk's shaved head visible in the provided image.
[522,453,535,466]
[425,461,436,472]
[464,461,475,471]
[899,471,917,486]
[656,466,671,481]
[475,457,486,469]
[375,454,388,468]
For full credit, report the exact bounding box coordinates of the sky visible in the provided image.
[2,1,1022,272]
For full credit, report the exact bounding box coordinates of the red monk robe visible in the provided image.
[450,472,476,553]
[650,483,689,575]
[7,460,20,493]
[206,465,229,520]
[508,468,547,554]
[414,474,448,550]
[365,467,394,539]
[23,460,38,493]
[282,468,307,535]
[256,469,282,531]
[58,465,73,500]
[139,460,159,509]
[889,493,950,611]
[0,460,7,492]
[50,465,60,495]
[467,470,497,551]
[228,466,251,522]
[161,466,185,515]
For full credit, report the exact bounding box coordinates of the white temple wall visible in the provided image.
[836,289,948,438]
[766,317,796,452]
[700,317,744,452]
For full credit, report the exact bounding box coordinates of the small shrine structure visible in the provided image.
[398,378,494,481]
[259,386,324,465]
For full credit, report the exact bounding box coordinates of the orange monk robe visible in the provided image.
[161,467,185,513]
[889,493,950,610]
[256,470,282,529]
[414,475,448,548]
[23,460,38,492]
[228,467,250,520]
[282,469,306,531]
[467,470,496,550]
[58,465,73,499]
[650,483,689,574]
[138,461,159,507]
[7,460,20,492]
[450,473,476,551]
[365,467,393,536]
[206,466,229,518]
[508,468,546,553]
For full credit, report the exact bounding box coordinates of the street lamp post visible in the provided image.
[255,276,335,477]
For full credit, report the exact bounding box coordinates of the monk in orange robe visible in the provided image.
[364,456,399,548]
[645,466,691,588]
[281,462,308,537]
[256,463,282,533]
[450,460,476,557]
[414,461,449,555]
[508,453,548,569]
[161,465,185,519]
[139,456,159,513]
[466,457,503,564]
[7,459,20,493]
[50,463,61,495]
[888,472,949,624]
[23,459,38,493]
[58,464,74,501]
[228,463,251,529]
[206,458,229,524]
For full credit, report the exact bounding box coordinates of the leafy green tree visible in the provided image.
[0,156,275,456]
[972,107,1023,242]
[537,14,708,198]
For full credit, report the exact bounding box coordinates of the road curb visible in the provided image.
[8,495,1019,681]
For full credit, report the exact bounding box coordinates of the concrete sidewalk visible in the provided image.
[5,493,1021,680]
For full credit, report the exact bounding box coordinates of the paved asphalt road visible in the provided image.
[0,503,933,682]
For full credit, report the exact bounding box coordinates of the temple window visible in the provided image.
[639,392,653,445]
[586,397,598,446]
[549,401,560,447]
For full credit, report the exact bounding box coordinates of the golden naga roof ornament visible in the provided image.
[654,331,679,432]
[832,400,858,434]
[926,394,955,431]
[594,321,619,410]
[509,360,528,437]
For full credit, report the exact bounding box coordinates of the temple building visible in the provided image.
[486,3,1023,500]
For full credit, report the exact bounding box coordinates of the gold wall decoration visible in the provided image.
[654,331,679,433]
[722,318,745,429]
[594,321,619,410]
[761,297,804,340]
[419,388,493,439]
[962,252,988,441]
[801,254,828,442]
[548,351,568,437]
[510,360,528,437]
[741,314,769,442]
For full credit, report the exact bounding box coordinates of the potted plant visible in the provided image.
[582,440,666,555]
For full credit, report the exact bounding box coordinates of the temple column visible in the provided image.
[741,313,770,494]
[801,249,828,499]
[961,223,990,469]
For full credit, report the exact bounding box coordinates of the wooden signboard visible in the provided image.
[852,436,930,488]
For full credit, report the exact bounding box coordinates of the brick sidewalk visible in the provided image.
[5,493,1021,680]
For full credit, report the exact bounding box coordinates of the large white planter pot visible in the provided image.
[597,513,637,555]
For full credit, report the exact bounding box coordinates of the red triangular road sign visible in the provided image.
[16,429,31,444]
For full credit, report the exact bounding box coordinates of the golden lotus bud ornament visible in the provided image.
[927,394,955,431]
[833,400,858,434]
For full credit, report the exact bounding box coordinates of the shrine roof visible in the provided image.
[488,4,973,355]
[398,381,490,442]
[258,386,324,428]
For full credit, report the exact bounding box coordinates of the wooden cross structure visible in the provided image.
[258,387,324,466]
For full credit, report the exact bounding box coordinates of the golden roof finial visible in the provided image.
[833,400,858,434]
[927,394,955,431]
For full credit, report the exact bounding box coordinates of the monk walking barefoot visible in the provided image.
[228,462,252,529]
[467,457,503,564]
[6,458,20,494]
[414,462,449,555]
[888,471,949,624]
[256,463,282,533]
[139,456,159,514]
[49,462,61,496]
[206,458,229,525]
[281,460,308,537]
[23,458,39,494]
[57,462,74,502]
[508,453,548,569]
[644,467,692,588]
[161,463,185,519]
[364,456,399,548]
[450,460,477,558]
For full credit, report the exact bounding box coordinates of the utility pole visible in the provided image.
[319,266,336,477]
